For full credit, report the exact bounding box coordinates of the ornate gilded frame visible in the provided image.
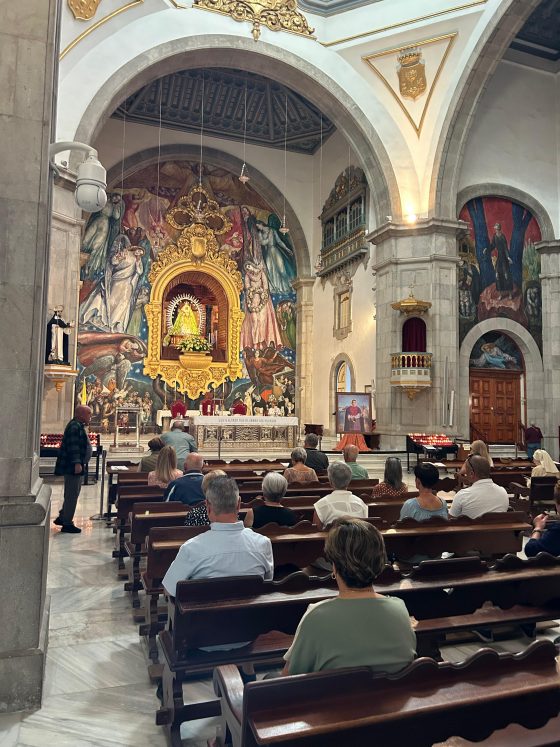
[144,186,245,399]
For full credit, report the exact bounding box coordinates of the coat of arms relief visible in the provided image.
[397,48,427,101]
[68,0,103,21]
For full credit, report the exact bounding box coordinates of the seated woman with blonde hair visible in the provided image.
[530,449,559,480]
[470,440,493,467]
[147,445,183,488]
[282,518,416,676]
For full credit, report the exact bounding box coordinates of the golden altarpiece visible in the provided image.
[144,185,244,399]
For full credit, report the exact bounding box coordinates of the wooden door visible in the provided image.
[470,370,521,444]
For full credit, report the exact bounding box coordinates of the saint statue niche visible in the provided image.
[46,306,74,365]
[163,296,202,346]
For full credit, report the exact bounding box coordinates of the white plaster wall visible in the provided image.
[95,118,317,270]
[459,60,560,234]
[310,130,375,430]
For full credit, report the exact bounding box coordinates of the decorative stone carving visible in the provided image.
[193,0,315,41]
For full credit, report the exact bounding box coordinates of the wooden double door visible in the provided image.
[469,370,522,444]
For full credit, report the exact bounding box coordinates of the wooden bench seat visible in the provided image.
[113,485,165,569]
[443,713,560,746]
[212,641,560,747]
[124,502,188,609]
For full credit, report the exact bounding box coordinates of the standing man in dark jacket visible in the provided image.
[54,405,92,533]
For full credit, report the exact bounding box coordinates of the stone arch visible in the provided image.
[329,354,356,435]
[430,0,543,219]
[71,36,401,225]
[106,144,311,277]
[456,184,555,241]
[458,318,544,441]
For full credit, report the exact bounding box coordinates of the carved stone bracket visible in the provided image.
[193,0,315,41]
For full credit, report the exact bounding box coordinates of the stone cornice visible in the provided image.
[371,254,461,274]
[535,240,560,253]
[367,217,468,245]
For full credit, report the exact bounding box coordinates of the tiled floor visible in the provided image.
[0,472,557,746]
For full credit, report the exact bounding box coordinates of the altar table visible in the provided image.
[193,416,298,451]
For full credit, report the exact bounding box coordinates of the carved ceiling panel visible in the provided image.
[112,68,335,155]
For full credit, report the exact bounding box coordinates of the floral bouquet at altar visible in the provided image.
[176,335,211,353]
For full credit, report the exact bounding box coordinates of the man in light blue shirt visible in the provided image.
[161,421,197,465]
[163,476,274,596]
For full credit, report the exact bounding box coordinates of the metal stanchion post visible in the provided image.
[89,448,107,521]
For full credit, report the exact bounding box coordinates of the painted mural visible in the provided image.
[458,196,542,350]
[469,332,523,370]
[77,160,297,432]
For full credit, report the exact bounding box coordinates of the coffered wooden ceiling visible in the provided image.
[113,68,335,156]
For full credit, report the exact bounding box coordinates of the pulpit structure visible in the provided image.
[144,186,244,399]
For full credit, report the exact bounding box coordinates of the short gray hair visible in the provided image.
[304,433,319,448]
[171,420,185,431]
[205,476,239,515]
[262,472,288,502]
[291,447,307,463]
[201,469,227,495]
[328,461,352,490]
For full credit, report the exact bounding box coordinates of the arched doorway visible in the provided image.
[469,331,524,444]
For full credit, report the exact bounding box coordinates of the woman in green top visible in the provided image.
[282,518,416,675]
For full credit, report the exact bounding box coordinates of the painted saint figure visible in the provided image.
[487,223,513,296]
[255,216,296,294]
[344,399,364,433]
[240,260,283,350]
[81,194,124,281]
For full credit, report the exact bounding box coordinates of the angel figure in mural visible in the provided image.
[80,234,144,333]
[81,194,124,281]
[470,342,518,369]
[255,215,296,294]
[240,259,283,350]
[163,301,200,345]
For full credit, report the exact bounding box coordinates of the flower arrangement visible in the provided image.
[176,335,211,353]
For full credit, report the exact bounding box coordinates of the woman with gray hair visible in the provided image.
[244,472,297,528]
[283,447,319,484]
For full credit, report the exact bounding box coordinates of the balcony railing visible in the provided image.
[390,352,432,400]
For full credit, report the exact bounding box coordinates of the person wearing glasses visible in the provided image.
[449,454,508,518]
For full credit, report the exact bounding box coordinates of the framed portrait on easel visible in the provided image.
[335,392,373,435]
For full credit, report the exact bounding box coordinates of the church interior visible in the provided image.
[3,0,560,744]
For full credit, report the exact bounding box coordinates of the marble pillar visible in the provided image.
[537,240,560,459]
[293,278,315,431]
[42,176,84,432]
[0,0,59,711]
[368,220,463,450]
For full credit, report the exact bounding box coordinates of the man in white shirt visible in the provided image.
[163,476,273,596]
[449,455,508,518]
[313,462,368,527]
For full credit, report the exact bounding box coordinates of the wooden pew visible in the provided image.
[212,641,560,747]
[270,513,530,568]
[510,476,558,512]
[156,558,560,744]
[124,502,189,609]
[106,464,146,522]
[113,485,165,570]
[140,525,208,668]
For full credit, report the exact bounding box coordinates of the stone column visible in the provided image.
[293,278,315,432]
[42,176,84,432]
[368,219,463,450]
[536,240,560,459]
[0,0,59,711]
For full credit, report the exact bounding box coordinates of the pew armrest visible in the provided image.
[213,665,244,740]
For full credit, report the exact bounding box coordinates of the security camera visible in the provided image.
[49,141,108,213]
[75,154,107,212]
